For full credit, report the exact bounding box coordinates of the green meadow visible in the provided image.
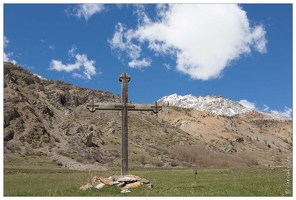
[4,154,292,196]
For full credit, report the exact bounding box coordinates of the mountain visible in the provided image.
[158,94,251,116]
[3,62,292,170]
[158,93,291,121]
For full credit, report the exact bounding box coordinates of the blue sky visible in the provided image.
[2,3,293,117]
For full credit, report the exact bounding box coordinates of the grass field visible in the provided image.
[3,154,292,196]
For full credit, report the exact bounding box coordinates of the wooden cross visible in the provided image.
[86,72,162,176]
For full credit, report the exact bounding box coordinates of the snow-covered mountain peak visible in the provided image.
[158,94,291,121]
[158,93,251,117]
[158,94,292,120]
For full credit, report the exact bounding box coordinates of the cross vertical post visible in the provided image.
[119,72,130,176]
[86,72,161,177]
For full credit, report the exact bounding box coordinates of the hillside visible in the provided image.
[3,62,292,170]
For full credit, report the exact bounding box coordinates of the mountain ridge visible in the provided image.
[158,93,291,120]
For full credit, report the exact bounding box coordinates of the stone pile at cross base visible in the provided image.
[80,174,153,193]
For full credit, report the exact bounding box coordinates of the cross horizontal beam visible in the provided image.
[86,101,162,113]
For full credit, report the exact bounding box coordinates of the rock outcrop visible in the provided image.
[80,174,152,193]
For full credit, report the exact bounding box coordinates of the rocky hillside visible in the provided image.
[3,62,292,170]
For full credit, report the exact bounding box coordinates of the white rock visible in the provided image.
[121,189,131,193]
[115,182,125,187]
[95,183,105,189]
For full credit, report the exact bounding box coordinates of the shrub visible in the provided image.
[76,157,84,163]
[170,161,178,167]
[108,150,121,158]
[154,161,164,167]
[140,156,146,165]
[92,154,101,162]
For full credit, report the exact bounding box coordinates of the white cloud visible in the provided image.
[4,52,17,65]
[108,23,127,51]
[263,104,270,112]
[240,100,292,118]
[116,4,129,10]
[4,36,9,48]
[3,36,17,64]
[269,107,292,118]
[128,58,151,68]
[49,44,55,50]
[108,4,267,80]
[49,47,97,80]
[68,45,78,57]
[4,52,13,63]
[239,99,257,110]
[250,25,267,53]
[66,4,104,21]
[108,22,144,63]
[163,63,171,70]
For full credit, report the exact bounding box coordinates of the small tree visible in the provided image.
[140,156,146,165]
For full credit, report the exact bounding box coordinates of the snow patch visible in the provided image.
[33,73,48,80]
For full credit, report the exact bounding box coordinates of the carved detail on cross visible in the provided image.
[86,72,162,176]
